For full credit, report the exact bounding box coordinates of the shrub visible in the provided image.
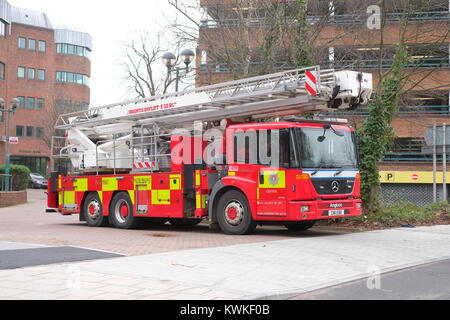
[0,164,31,191]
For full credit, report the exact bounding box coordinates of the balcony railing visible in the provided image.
[327,57,450,69]
[198,57,450,74]
[381,153,449,162]
[324,105,450,116]
[200,11,450,28]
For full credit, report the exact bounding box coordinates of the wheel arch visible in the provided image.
[208,181,248,225]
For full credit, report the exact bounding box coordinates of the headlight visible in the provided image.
[356,202,362,209]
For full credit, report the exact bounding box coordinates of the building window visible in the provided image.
[26,126,34,138]
[0,20,6,37]
[17,96,25,109]
[16,126,24,137]
[27,97,35,109]
[27,68,35,80]
[17,66,25,78]
[36,127,44,139]
[18,37,26,49]
[28,39,36,51]
[38,40,46,52]
[11,156,48,177]
[56,43,91,59]
[37,98,45,110]
[56,71,90,87]
[0,62,4,80]
[37,69,45,81]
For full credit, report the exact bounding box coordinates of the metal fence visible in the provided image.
[380,183,448,207]
[0,174,12,192]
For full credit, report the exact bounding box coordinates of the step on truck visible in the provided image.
[46,66,373,235]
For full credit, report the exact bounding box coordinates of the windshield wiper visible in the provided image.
[334,168,344,177]
[311,162,327,176]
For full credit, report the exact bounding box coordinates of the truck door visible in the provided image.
[256,129,288,217]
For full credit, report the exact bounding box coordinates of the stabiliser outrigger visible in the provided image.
[47,66,373,235]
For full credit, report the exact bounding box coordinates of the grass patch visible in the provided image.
[318,201,450,230]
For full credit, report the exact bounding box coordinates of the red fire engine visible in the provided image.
[47,66,372,235]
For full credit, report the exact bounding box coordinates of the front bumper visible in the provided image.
[288,198,362,221]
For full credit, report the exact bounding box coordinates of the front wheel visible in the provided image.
[284,220,316,231]
[109,192,140,229]
[216,190,256,235]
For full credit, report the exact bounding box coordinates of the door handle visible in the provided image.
[259,172,264,185]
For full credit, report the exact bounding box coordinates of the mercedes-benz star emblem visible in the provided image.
[331,181,340,193]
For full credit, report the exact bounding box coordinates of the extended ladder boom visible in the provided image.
[55,66,372,131]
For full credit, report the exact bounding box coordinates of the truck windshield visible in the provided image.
[292,127,358,169]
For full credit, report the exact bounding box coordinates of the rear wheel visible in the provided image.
[109,192,140,229]
[284,220,316,231]
[83,192,108,227]
[216,190,256,235]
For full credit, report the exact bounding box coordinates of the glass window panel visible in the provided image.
[38,69,45,81]
[16,126,24,137]
[18,66,25,78]
[38,40,46,52]
[36,127,44,138]
[28,39,36,50]
[27,68,35,80]
[0,21,5,37]
[17,96,25,109]
[18,37,26,49]
[67,72,74,83]
[37,98,45,110]
[0,62,4,80]
[67,44,75,55]
[27,97,35,109]
[26,126,34,138]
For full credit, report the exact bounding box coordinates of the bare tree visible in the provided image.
[118,31,182,98]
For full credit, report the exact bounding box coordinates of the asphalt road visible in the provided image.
[291,259,450,300]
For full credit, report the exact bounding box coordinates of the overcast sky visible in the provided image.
[9,0,179,106]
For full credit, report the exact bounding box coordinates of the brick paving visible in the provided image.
[0,225,449,300]
[0,189,329,256]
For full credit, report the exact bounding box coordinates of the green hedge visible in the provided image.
[0,164,30,191]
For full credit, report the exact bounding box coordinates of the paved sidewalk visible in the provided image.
[0,225,449,300]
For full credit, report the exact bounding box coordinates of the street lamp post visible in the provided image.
[162,49,195,92]
[0,98,19,192]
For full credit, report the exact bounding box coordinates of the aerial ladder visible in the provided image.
[48,66,373,235]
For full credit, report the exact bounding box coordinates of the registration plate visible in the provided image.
[329,209,345,216]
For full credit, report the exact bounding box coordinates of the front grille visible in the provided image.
[311,178,355,195]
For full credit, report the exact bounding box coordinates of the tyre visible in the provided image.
[109,191,140,229]
[284,220,316,231]
[216,190,256,235]
[83,192,108,227]
[168,218,202,227]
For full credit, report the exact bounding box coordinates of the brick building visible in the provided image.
[195,0,450,204]
[196,0,450,173]
[0,0,92,176]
